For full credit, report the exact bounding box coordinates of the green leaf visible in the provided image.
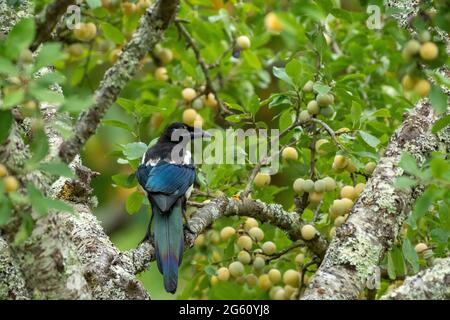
[432,115,450,133]
[0,56,18,75]
[3,18,35,59]
[409,187,435,229]
[0,111,13,144]
[29,84,64,104]
[242,50,261,69]
[123,142,147,160]
[359,130,380,148]
[224,102,245,112]
[272,66,293,86]
[391,246,406,277]
[398,152,420,176]
[225,114,245,122]
[14,213,33,245]
[3,89,25,108]
[29,129,49,164]
[429,84,448,114]
[112,173,137,188]
[126,191,144,214]
[60,94,93,113]
[285,59,302,87]
[370,108,391,118]
[103,119,133,132]
[33,43,63,71]
[313,83,331,95]
[39,161,75,178]
[394,176,417,190]
[350,101,362,125]
[204,266,216,276]
[100,22,125,45]
[46,198,74,214]
[0,197,12,226]
[26,183,48,215]
[86,0,101,8]
[116,97,135,113]
[246,95,260,115]
[267,93,290,108]
[402,239,419,273]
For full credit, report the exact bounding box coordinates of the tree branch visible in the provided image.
[0,237,29,300]
[126,196,329,274]
[30,0,75,51]
[174,20,231,115]
[381,257,450,300]
[58,0,179,164]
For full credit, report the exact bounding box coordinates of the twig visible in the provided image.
[265,241,305,262]
[187,201,205,208]
[311,118,346,152]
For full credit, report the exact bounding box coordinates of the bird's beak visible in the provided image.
[191,128,211,139]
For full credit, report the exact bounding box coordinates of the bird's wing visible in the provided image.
[144,162,195,212]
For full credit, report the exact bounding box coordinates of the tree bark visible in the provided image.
[302,102,449,300]
[381,257,450,300]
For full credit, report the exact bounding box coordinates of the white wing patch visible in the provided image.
[145,157,160,166]
[185,184,194,200]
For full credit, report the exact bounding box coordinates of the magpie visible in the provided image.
[136,122,209,294]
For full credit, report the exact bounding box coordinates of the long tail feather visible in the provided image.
[153,199,184,294]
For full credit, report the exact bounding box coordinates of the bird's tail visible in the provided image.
[153,199,184,294]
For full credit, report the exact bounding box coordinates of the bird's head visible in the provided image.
[159,122,210,143]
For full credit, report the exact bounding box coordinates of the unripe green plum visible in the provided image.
[307,100,319,115]
[314,179,326,193]
[273,288,286,300]
[262,241,277,255]
[283,269,300,287]
[364,162,376,175]
[249,227,264,242]
[316,93,332,106]
[268,269,281,284]
[295,253,305,265]
[301,224,317,240]
[322,176,336,192]
[320,105,334,118]
[303,80,314,92]
[252,256,265,271]
[302,179,315,193]
[246,274,258,287]
[237,235,253,250]
[238,250,252,264]
[334,216,346,227]
[217,267,230,281]
[258,274,272,291]
[299,110,311,123]
[293,178,305,194]
[244,217,258,231]
[220,226,236,241]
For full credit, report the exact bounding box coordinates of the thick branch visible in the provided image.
[58,0,179,163]
[126,196,329,274]
[0,237,29,299]
[13,203,149,299]
[381,258,450,300]
[30,0,75,51]
[302,100,448,300]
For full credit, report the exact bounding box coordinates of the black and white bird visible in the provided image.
[136,122,209,294]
